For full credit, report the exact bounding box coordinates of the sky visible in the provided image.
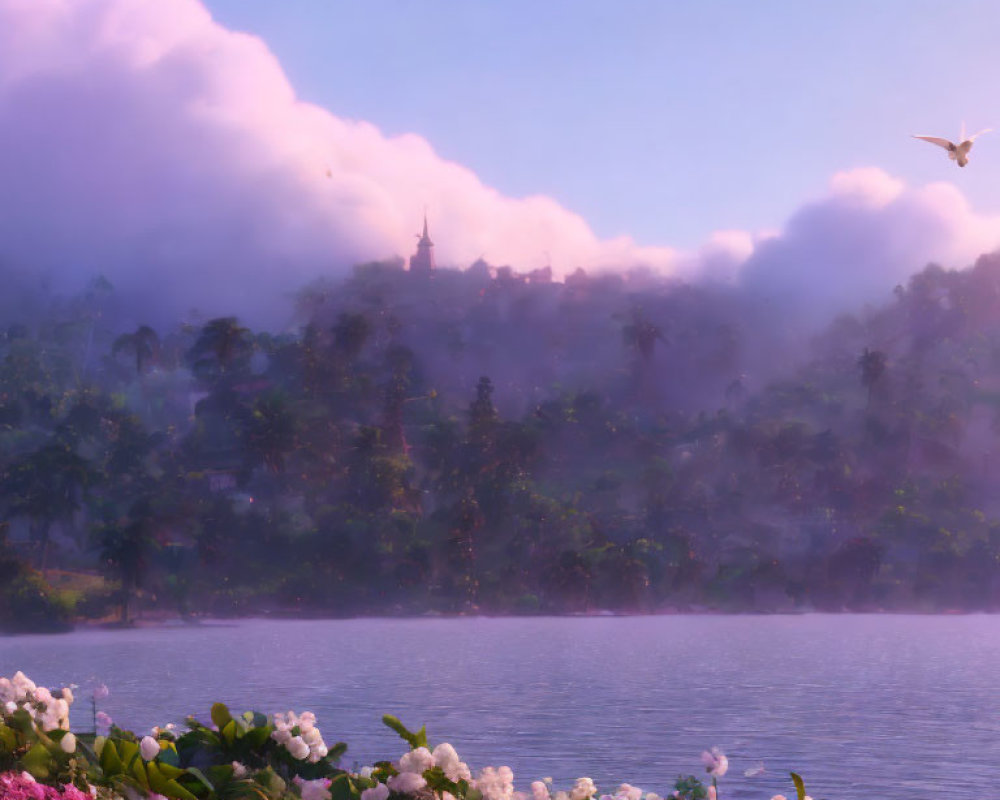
[3,0,1000,328]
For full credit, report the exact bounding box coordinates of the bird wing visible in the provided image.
[967,128,993,142]
[912,135,955,150]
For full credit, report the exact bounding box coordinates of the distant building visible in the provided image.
[409,215,436,274]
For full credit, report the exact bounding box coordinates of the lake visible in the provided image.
[1,615,997,800]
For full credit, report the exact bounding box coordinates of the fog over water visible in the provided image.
[3,615,1000,800]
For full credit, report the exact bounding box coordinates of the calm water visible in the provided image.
[1,615,997,799]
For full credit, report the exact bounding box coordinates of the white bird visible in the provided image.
[912,123,992,167]
[743,761,766,778]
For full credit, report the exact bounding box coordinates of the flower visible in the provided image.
[387,772,427,794]
[399,747,435,775]
[706,787,716,800]
[700,747,728,777]
[139,736,160,761]
[616,785,641,800]
[358,767,375,780]
[531,782,550,800]
[361,783,390,800]
[570,778,597,800]
[232,762,249,779]
[286,735,310,760]
[60,733,76,754]
[294,776,332,800]
[432,743,472,782]
[475,767,515,800]
[92,685,109,701]
[95,711,113,734]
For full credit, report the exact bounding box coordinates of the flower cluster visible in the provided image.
[271,710,330,762]
[473,765,515,800]
[0,672,73,733]
[0,771,92,800]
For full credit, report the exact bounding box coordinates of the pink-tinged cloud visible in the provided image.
[0,0,999,331]
[737,167,1000,322]
[0,0,680,327]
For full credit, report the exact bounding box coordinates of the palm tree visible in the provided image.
[2,443,93,572]
[112,325,160,376]
[858,347,887,407]
[97,498,159,624]
[186,317,253,385]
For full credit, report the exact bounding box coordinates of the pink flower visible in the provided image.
[387,772,428,794]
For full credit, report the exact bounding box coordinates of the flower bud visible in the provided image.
[140,736,160,761]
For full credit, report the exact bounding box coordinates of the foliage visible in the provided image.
[6,257,1000,625]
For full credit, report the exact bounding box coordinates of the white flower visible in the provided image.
[387,772,427,794]
[272,728,292,745]
[140,736,160,761]
[706,787,716,800]
[616,785,641,800]
[303,727,324,747]
[399,746,435,775]
[298,711,317,732]
[58,687,74,705]
[531,782,550,800]
[286,735,310,760]
[770,796,788,800]
[700,747,728,777]
[553,792,570,800]
[643,795,662,800]
[232,762,249,779]
[95,711,113,733]
[294,776,332,800]
[433,742,470,779]
[570,778,597,800]
[475,767,515,800]
[4,701,16,714]
[60,732,77,753]
[361,783,390,800]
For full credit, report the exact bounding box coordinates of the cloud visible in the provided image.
[0,0,999,332]
[0,0,679,328]
[736,167,1000,324]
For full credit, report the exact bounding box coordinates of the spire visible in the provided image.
[409,212,436,274]
[419,213,433,246]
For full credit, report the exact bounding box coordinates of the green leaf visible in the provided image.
[130,753,150,790]
[329,773,353,800]
[328,741,348,763]
[244,724,273,749]
[23,742,52,780]
[221,719,237,745]
[211,702,234,732]
[381,714,426,749]
[790,772,806,800]
[0,724,17,752]
[183,765,217,794]
[100,739,123,776]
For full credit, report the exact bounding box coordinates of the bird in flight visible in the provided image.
[912,124,992,167]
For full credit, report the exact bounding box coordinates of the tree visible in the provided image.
[2,443,93,571]
[112,325,160,376]
[858,347,887,407]
[186,317,253,385]
[97,497,159,624]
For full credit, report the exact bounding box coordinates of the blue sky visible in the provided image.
[202,0,1000,248]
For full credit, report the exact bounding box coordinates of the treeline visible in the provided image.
[4,254,1000,628]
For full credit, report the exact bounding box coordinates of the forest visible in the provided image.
[3,251,1000,630]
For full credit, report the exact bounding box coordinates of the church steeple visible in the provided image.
[409,213,436,274]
